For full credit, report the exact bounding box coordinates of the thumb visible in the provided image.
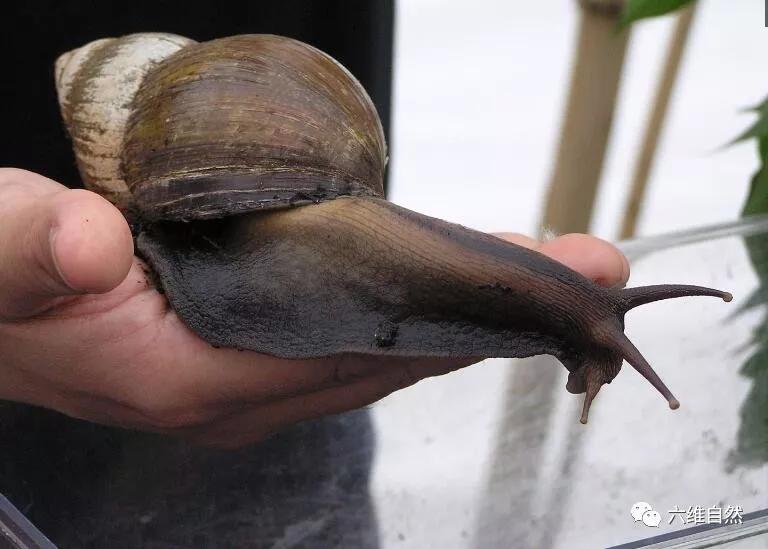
[0,169,134,320]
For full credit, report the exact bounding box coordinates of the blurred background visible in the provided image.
[389,0,761,237]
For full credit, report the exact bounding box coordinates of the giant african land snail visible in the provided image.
[55,33,732,424]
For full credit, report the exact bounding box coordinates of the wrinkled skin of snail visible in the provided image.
[56,33,732,424]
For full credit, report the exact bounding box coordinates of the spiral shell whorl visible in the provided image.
[122,34,388,221]
[55,33,196,206]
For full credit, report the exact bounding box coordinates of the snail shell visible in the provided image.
[124,35,386,221]
[55,34,731,424]
[57,33,386,221]
[55,33,196,207]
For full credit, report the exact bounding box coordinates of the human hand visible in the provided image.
[0,168,629,448]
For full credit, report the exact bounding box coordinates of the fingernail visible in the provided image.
[618,258,631,289]
[49,227,84,293]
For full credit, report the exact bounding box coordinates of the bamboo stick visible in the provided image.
[540,0,630,236]
[618,3,698,239]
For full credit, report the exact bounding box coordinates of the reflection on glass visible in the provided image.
[727,229,768,470]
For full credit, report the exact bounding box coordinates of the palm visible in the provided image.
[0,170,630,447]
[2,253,476,447]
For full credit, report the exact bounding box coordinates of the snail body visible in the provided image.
[56,33,731,423]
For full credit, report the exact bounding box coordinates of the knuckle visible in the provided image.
[0,168,62,196]
[0,167,32,186]
[55,187,109,208]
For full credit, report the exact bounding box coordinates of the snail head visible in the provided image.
[564,284,732,423]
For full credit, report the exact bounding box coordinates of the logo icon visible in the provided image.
[631,502,661,527]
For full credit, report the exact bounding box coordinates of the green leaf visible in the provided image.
[742,137,768,216]
[620,0,695,26]
[732,117,768,146]
[741,94,768,114]
[730,95,768,145]
[729,230,768,469]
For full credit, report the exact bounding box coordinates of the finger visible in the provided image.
[187,356,476,448]
[538,234,630,288]
[492,232,540,250]
[494,231,629,288]
[0,169,133,319]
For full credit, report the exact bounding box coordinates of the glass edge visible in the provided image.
[606,509,768,549]
[618,214,768,260]
[0,494,56,549]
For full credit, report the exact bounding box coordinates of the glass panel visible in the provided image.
[2,218,766,547]
[371,217,768,548]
